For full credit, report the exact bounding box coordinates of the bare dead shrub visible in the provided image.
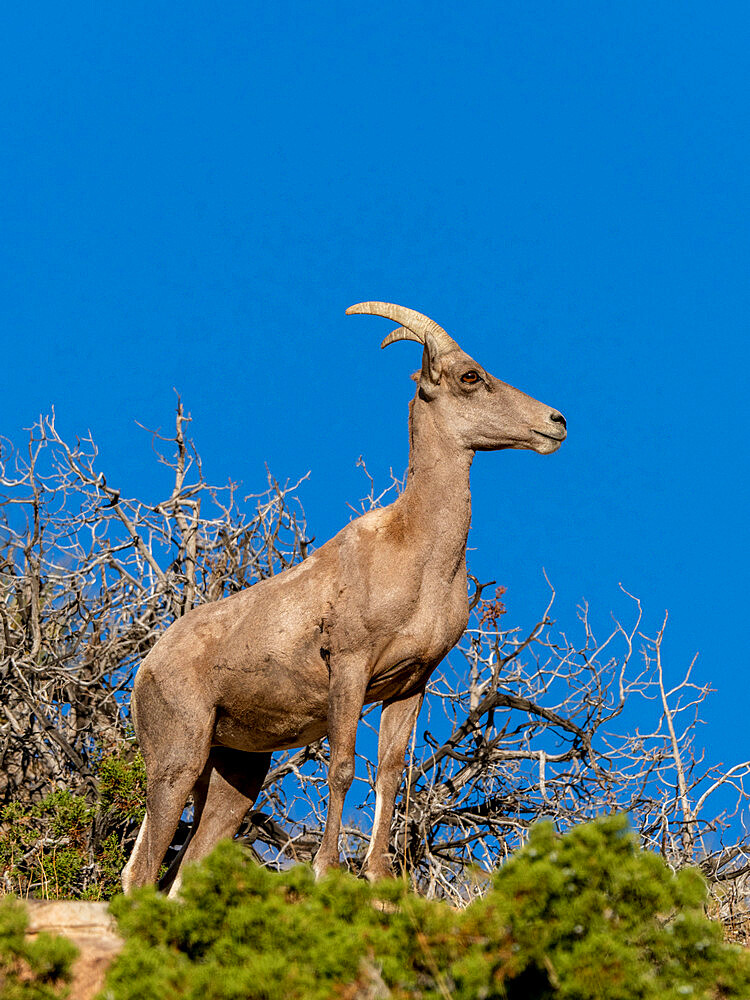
[2,404,748,933]
[0,402,309,808]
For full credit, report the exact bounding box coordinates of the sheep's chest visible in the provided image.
[364,581,469,703]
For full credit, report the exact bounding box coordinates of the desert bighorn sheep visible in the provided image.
[121,302,566,894]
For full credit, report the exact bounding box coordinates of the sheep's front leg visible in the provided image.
[361,689,423,882]
[313,662,369,879]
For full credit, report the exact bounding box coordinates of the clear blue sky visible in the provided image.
[2,4,748,770]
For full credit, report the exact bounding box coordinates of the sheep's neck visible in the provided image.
[399,395,473,580]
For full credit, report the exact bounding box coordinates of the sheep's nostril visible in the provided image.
[550,411,566,429]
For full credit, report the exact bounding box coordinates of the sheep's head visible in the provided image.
[345,301,567,455]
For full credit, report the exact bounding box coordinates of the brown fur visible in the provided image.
[121,304,566,894]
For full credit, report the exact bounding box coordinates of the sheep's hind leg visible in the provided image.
[166,747,272,898]
[121,687,214,894]
[121,744,211,894]
[157,764,212,893]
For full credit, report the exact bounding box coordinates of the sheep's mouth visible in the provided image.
[532,429,566,443]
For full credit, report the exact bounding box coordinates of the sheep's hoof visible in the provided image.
[361,862,395,883]
[312,855,340,881]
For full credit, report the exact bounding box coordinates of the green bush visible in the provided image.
[0,744,146,900]
[0,896,77,999]
[105,815,750,1000]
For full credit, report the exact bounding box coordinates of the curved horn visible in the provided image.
[345,302,458,354]
[379,326,422,350]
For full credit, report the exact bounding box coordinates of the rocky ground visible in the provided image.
[25,899,123,1000]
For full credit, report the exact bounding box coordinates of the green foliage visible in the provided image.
[455,815,749,999]
[0,896,77,999]
[104,815,750,1000]
[0,744,145,900]
[96,745,147,823]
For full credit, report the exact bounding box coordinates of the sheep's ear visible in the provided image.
[419,338,442,397]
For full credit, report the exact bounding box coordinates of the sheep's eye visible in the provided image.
[461,370,480,385]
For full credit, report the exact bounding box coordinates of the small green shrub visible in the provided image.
[0,896,77,999]
[96,746,147,823]
[105,815,750,1000]
[0,744,146,900]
